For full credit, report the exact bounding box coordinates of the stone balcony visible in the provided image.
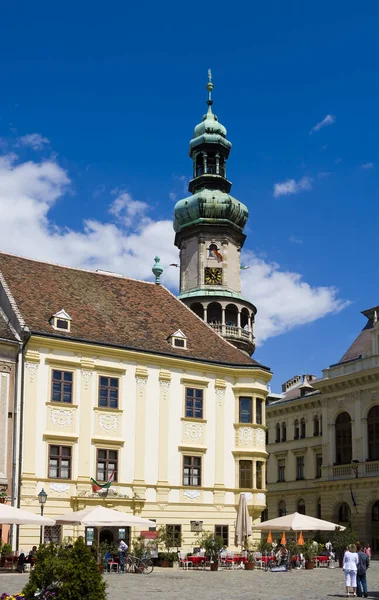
[324,460,379,480]
[209,323,255,355]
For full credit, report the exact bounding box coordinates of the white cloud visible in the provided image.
[362,162,374,169]
[241,252,349,344]
[16,133,50,150]
[310,114,335,134]
[0,153,348,345]
[273,176,313,198]
[289,236,303,245]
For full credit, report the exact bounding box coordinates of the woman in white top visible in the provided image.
[343,544,359,597]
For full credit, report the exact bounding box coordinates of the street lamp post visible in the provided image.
[38,488,47,545]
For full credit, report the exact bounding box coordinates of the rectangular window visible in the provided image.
[98,376,119,409]
[256,461,263,489]
[215,525,229,546]
[166,524,181,547]
[239,397,252,423]
[97,449,118,483]
[51,370,73,403]
[48,445,71,479]
[183,456,202,486]
[239,460,252,489]
[316,454,322,479]
[185,388,203,419]
[277,459,285,482]
[256,399,263,425]
[296,456,305,480]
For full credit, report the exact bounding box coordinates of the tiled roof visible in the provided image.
[0,310,17,342]
[0,252,269,369]
[339,308,376,364]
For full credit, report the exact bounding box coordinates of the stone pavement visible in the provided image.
[2,562,379,599]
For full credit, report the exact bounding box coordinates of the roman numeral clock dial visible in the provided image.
[204,267,223,285]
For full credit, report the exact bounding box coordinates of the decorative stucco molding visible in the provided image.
[184,490,200,500]
[25,362,38,383]
[238,427,253,445]
[50,483,70,494]
[51,408,73,428]
[99,414,118,431]
[81,369,93,391]
[184,423,203,439]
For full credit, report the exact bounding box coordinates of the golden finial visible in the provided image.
[206,69,214,107]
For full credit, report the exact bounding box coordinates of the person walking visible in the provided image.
[118,538,128,573]
[343,544,359,598]
[356,542,369,598]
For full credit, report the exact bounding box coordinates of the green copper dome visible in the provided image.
[173,189,248,233]
[190,106,231,153]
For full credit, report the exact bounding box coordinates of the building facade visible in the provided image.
[174,73,255,355]
[266,307,379,553]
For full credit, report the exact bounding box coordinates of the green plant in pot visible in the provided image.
[244,540,257,570]
[330,526,356,566]
[157,525,182,567]
[196,531,225,571]
[303,540,318,569]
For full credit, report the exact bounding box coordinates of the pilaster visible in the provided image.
[157,370,171,488]
[23,350,40,479]
[133,367,148,495]
[77,357,94,490]
[214,380,226,496]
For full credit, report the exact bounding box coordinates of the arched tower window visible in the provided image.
[219,156,226,177]
[368,405,379,461]
[278,500,286,517]
[338,502,351,523]
[206,153,216,174]
[275,423,280,443]
[281,422,287,442]
[190,302,204,320]
[335,412,352,465]
[297,499,306,515]
[294,419,300,440]
[195,153,204,177]
[208,243,218,258]
[207,302,222,325]
[300,418,306,439]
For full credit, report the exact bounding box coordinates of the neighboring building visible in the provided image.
[174,73,255,356]
[0,76,271,551]
[0,309,20,546]
[266,307,379,554]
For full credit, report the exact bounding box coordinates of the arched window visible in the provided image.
[278,500,286,517]
[190,302,204,320]
[338,502,351,523]
[281,422,287,442]
[297,499,306,515]
[335,412,352,465]
[195,153,204,176]
[300,418,306,439]
[294,419,300,440]
[206,152,217,174]
[208,243,218,258]
[368,405,379,461]
[313,415,320,437]
[316,497,322,519]
[219,157,226,178]
[207,302,222,325]
[372,501,379,521]
[275,423,280,443]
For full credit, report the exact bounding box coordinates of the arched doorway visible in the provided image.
[225,304,238,327]
[335,412,352,464]
[99,528,114,545]
[207,302,222,324]
[368,405,379,461]
[190,302,204,320]
[337,502,351,524]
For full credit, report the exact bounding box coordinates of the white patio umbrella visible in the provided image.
[251,512,345,532]
[235,494,252,547]
[0,503,56,526]
[55,505,155,527]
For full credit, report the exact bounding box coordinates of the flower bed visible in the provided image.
[1,594,25,600]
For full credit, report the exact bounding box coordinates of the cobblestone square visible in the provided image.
[2,562,379,600]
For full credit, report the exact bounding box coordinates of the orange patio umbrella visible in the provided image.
[280,531,287,545]
[267,531,273,544]
[297,531,304,545]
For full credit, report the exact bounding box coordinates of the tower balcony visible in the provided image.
[208,323,255,355]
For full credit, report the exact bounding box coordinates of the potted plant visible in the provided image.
[196,531,225,571]
[330,526,357,567]
[303,540,318,569]
[243,540,257,570]
[157,526,182,567]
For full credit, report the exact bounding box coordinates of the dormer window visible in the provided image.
[50,309,72,332]
[169,329,187,350]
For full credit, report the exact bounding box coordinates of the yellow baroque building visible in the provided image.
[266,306,379,554]
[0,251,271,550]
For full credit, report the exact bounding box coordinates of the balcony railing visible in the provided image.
[327,460,379,480]
[208,323,253,342]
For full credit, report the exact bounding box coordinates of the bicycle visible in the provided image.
[125,554,154,574]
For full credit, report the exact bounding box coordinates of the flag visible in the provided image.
[212,249,223,261]
[169,263,179,267]
[350,485,358,513]
[240,265,250,270]
[91,471,114,493]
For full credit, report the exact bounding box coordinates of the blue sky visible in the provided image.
[0,1,377,389]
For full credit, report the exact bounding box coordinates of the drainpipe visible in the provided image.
[12,327,30,550]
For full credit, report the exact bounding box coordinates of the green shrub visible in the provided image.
[1,542,12,556]
[23,538,107,600]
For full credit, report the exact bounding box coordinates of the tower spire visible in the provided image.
[206,69,214,110]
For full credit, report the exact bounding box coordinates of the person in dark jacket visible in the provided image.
[356,542,369,598]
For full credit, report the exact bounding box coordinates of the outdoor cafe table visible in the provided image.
[187,556,206,568]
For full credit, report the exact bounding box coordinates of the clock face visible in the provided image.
[204,267,223,285]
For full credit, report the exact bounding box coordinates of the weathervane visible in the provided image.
[206,68,214,104]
